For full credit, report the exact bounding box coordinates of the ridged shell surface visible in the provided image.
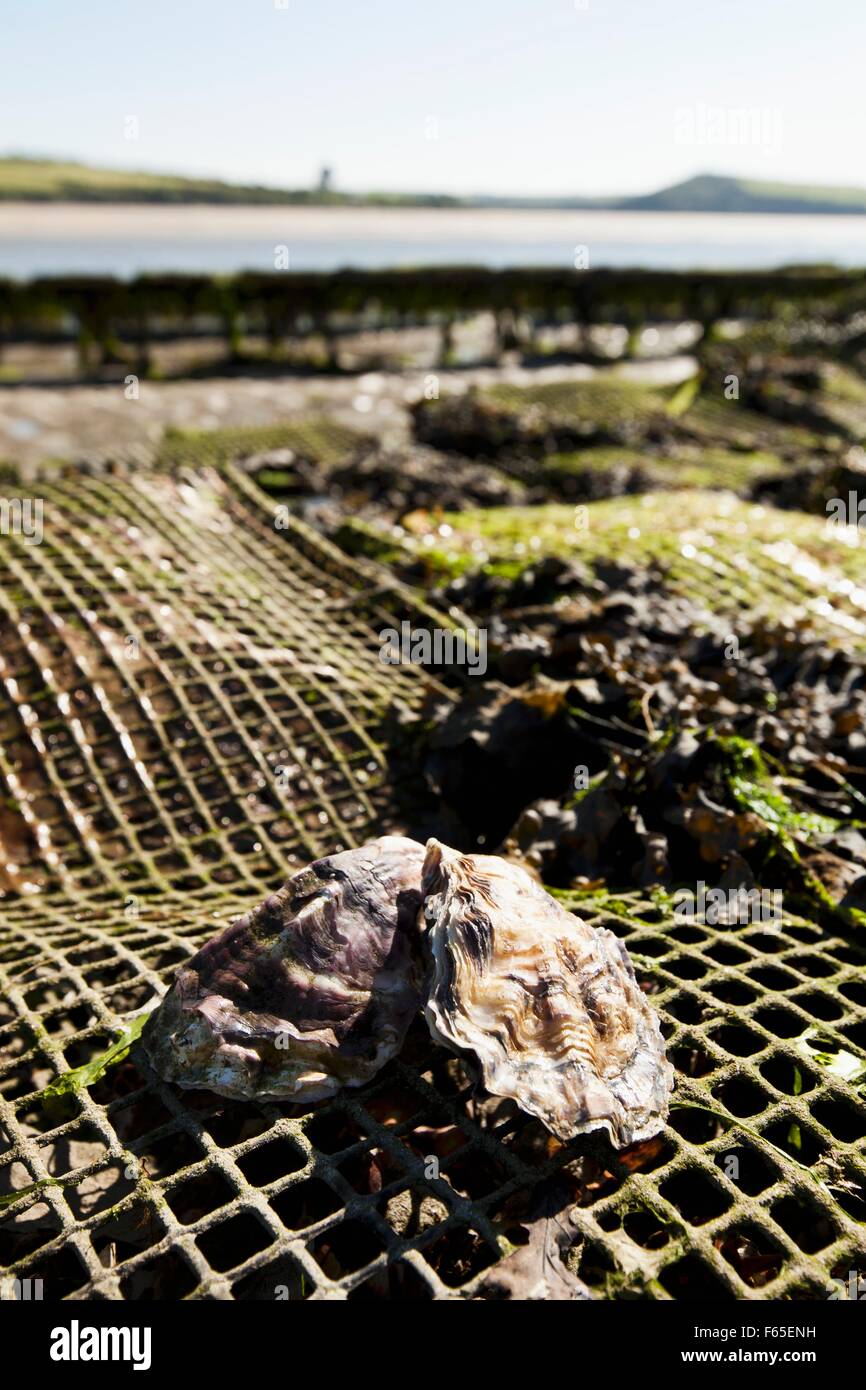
[142,836,425,1101]
[421,839,673,1146]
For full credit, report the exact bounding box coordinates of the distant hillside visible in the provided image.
[618,174,866,215]
[0,157,459,207]
[2,158,866,214]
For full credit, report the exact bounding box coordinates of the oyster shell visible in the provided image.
[421,839,673,1147]
[142,835,426,1102]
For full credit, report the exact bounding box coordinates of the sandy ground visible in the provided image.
[3,202,866,253]
[0,356,697,472]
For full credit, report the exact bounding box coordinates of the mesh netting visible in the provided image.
[1,464,865,1300]
[0,464,439,899]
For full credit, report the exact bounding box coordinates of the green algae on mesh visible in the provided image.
[332,517,405,566]
[822,363,866,405]
[255,468,295,490]
[157,417,370,470]
[541,446,648,480]
[798,1031,866,1087]
[710,734,866,929]
[802,363,866,436]
[0,1174,73,1212]
[0,1159,155,1214]
[682,394,826,455]
[667,1101,818,1179]
[480,376,671,431]
[713,735,840,845]
[539,444,785,496]
[665,447,785,491]
[649,884,677,914]
[38,1013,150,1103]
[563,768,609,810]
[664,372,701,417]
[552,885,663,932]
[432,491,866,637]
[334,517,477,583]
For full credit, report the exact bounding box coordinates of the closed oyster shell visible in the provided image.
[421,839,673,1147]
[142,835,426,1102]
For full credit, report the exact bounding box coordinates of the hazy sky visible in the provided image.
[4,0,865,196]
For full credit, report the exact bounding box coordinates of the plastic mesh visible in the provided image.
[1,465,865,1300]
[0,464,438,900]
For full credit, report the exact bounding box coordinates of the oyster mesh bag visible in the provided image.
[1,462,865,1301]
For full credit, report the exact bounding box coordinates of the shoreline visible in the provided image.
[2,204,865,278]
[3,201,866,241]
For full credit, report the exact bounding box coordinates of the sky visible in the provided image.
[3,0,865,197]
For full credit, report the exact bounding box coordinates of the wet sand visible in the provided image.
[2,203,866,275]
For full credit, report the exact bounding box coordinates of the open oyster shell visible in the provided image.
[142,835,426,1102]
[421,839,673,1147]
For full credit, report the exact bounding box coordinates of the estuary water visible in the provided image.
[1,203,865,278]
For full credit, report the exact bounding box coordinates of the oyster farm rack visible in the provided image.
[1,464,865,1300]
